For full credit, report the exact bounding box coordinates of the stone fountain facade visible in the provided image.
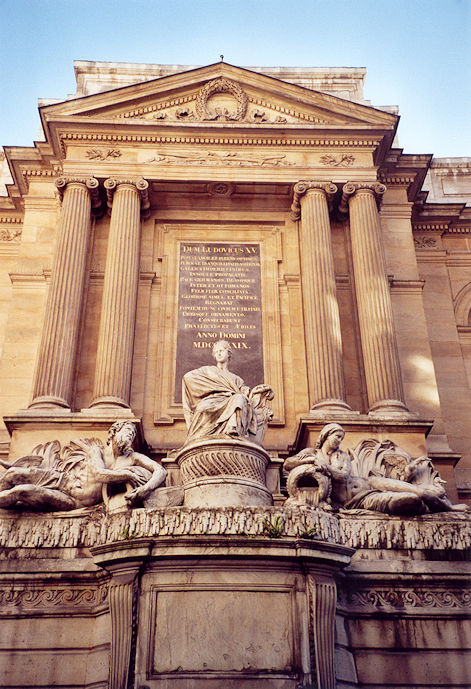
[0,61,470,688]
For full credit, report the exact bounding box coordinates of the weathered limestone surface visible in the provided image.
[0,511,470,688]
[0,61,471,689]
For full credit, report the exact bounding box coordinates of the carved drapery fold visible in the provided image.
[90,178,149,409]
[30,177,100,409]
[294,181,351,412]
[307,576,337,689]
[343,182,408,414]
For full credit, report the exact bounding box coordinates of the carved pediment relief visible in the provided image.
[40,64,397,131]
[111,78,330,125]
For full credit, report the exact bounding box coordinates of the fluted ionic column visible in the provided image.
[30,177,100,408]
[292,182,351,412]
[342,182,408,414]
[90,178,149,409]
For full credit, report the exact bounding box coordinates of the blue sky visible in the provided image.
[0,0,470,157]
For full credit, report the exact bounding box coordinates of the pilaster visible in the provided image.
[307,576,337,689]
[92,540,152,689]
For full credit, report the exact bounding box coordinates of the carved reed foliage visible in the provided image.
[179,449,268,483]
[0,508,469,550]
[0,583,109,611]
[345,588,471,610]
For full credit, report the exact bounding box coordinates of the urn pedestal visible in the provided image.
[176,437,273,507]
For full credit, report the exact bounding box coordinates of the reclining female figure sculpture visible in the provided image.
[284,423,468,515]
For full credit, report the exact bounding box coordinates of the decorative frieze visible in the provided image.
[145,150,295,167]
[320,153,355,167]
[0,226,21,242]
[85,148,122,160]
[0,582,109,613]
[414,236,438,248]
[342,587,471,610]
[0,507,469,551]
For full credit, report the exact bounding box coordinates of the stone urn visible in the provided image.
[175,437,273,507]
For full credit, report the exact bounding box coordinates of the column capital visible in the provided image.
[290,181,337,220]
[339,181,386,214]
[55,176,102,214]
[104,177,150,218]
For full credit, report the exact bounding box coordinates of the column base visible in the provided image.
[88,396,131,411]
[368,399,411,416]
[310,399,355,414]
[28,395,70,410]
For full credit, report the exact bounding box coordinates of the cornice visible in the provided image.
[445,225,471,235]
[9,271,49,286]
[117,93,197,119]
[20,166,63,193]
[412,223,449,232]
[379,149,432,202]
[58,131,381,156]
[379,173,415,186]
[412,222,471,236]
[389,279,425,293]
[0,216,22,223]
[41,62,397,127]
[414,250,448,263]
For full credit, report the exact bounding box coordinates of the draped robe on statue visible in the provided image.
[182,365,257,442]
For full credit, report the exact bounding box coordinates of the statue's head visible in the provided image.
[107,421,136,451]
[315,423,345,450]
[212,339,232,362]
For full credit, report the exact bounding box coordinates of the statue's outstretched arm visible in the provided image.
[125,452,167,505]
[73,439,144,487]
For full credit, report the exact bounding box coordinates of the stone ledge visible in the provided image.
[0,506,469,551]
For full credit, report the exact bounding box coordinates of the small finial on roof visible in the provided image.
[220,54,224,62]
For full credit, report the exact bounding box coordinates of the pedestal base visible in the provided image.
[182,476,272,507]
[176,437,272,507]
[92,535,353,689]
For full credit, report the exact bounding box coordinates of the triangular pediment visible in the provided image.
[40,62,397,130]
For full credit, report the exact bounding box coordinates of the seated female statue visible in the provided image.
[182,340,273,444]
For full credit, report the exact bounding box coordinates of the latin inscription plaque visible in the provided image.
[175,241,264,403]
